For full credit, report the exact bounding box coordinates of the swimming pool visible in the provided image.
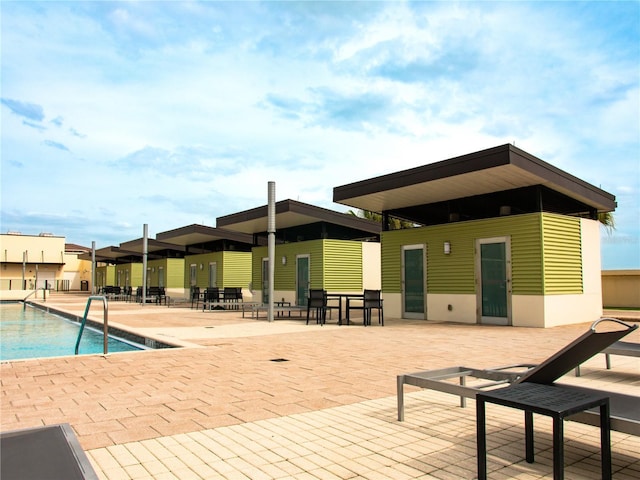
[0,303,144,361]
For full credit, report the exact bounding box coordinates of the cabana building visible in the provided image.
[118,237,186,296]
[89,247,134,290]
[156,224,254,299]
[86,239,187,298]
[333,144,616,328]
[216,199,381,306]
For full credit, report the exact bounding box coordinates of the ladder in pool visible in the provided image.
[22,288,48,310]
[75,296,109,355]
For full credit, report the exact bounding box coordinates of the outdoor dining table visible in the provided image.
[325,293,364,325]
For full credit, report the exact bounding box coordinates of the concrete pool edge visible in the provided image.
[23,301,200,351]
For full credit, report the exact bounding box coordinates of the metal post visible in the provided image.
[142,224,148,305]
[22,251,26,290]
[103,298,109,355]
[267,182,276,322]
[91,241,96,295]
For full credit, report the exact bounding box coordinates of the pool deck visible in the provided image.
[1,293,638,479]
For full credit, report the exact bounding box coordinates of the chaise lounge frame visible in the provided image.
[397,318,639,435]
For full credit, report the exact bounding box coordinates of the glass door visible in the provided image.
[189,264,197,287]
[476,237,511,325]
[296,255,310,306]
[262,258,269,304]
[158,267,164,288]
[208,262,217,287]
[402,245,426,319]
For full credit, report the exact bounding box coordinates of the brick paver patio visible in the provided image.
[1,294,638,479]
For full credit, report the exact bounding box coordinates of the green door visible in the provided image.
[296,255,310,306]
[402,245,425,319]
[477,237,511,325]
[262,258,269,304]
[208,262,217,287]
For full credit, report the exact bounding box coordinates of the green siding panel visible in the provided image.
[323,240,362,291]
[541,214,583,294]
[382,214,545,295]
[184,252,224,288]
[252,240,364,291]
[222,252,252,288]
[165,258,185,288]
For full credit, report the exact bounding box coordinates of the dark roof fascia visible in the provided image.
[65,243,91,253]
[508,146,616,210]
[78,246,142,264]
[333,144,510,202]
[216,199,382,235]
[119,238,186,254]
[333,144,616,211]
[156,224,254,245]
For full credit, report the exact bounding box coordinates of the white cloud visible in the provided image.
[1,1,638,268]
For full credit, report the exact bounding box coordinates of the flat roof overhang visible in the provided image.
[78,246,142,264]
[216,199,381,235]
[118,238,186,257]
[156,224,254,246]
[333,144,616,215]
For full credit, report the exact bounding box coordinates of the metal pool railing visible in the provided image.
[75,296,109,355]
[22,288,47,310]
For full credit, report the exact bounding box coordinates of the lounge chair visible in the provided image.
[397,318,639,435]
[0,423,98,480]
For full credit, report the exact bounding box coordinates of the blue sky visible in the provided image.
[1,1,638,269]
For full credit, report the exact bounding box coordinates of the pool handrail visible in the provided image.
[22,288,47,309]
[75,296,109,355]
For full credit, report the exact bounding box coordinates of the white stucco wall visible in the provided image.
[362,242,381,290]
[511,295,545,327]
[539,218,603,327]
[427,294,476,323]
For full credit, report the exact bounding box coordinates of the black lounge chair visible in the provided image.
[397,318,639,435]
[0,423,98,480]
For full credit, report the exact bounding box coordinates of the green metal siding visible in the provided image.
[96,265,115,286]
[222,251,252,288]
[541,214,583,294]
[323,240,362,291]
[115,263,143,287]
[184,252,252,289]
[382,214,545,295]
[165,258,185,288]
[253,242,324,291]
[252,240,363,291]
[251,247,264,291]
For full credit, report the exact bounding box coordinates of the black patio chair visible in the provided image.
[190,286,201,309]
[363,289,383,326]
[306,289,328,325]
[203,287,220,310]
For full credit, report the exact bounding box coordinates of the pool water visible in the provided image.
[0,303,142,361]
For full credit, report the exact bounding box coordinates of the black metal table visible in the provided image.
[325,293,364,325]
[476,382,611,480]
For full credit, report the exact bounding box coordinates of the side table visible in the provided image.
[274,301,291,317]
[476,382,611,480]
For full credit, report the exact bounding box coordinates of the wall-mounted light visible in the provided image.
[199,263,204,270]
[151,267,155,272]
[281,256,287,265]
[444,241,451,255]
